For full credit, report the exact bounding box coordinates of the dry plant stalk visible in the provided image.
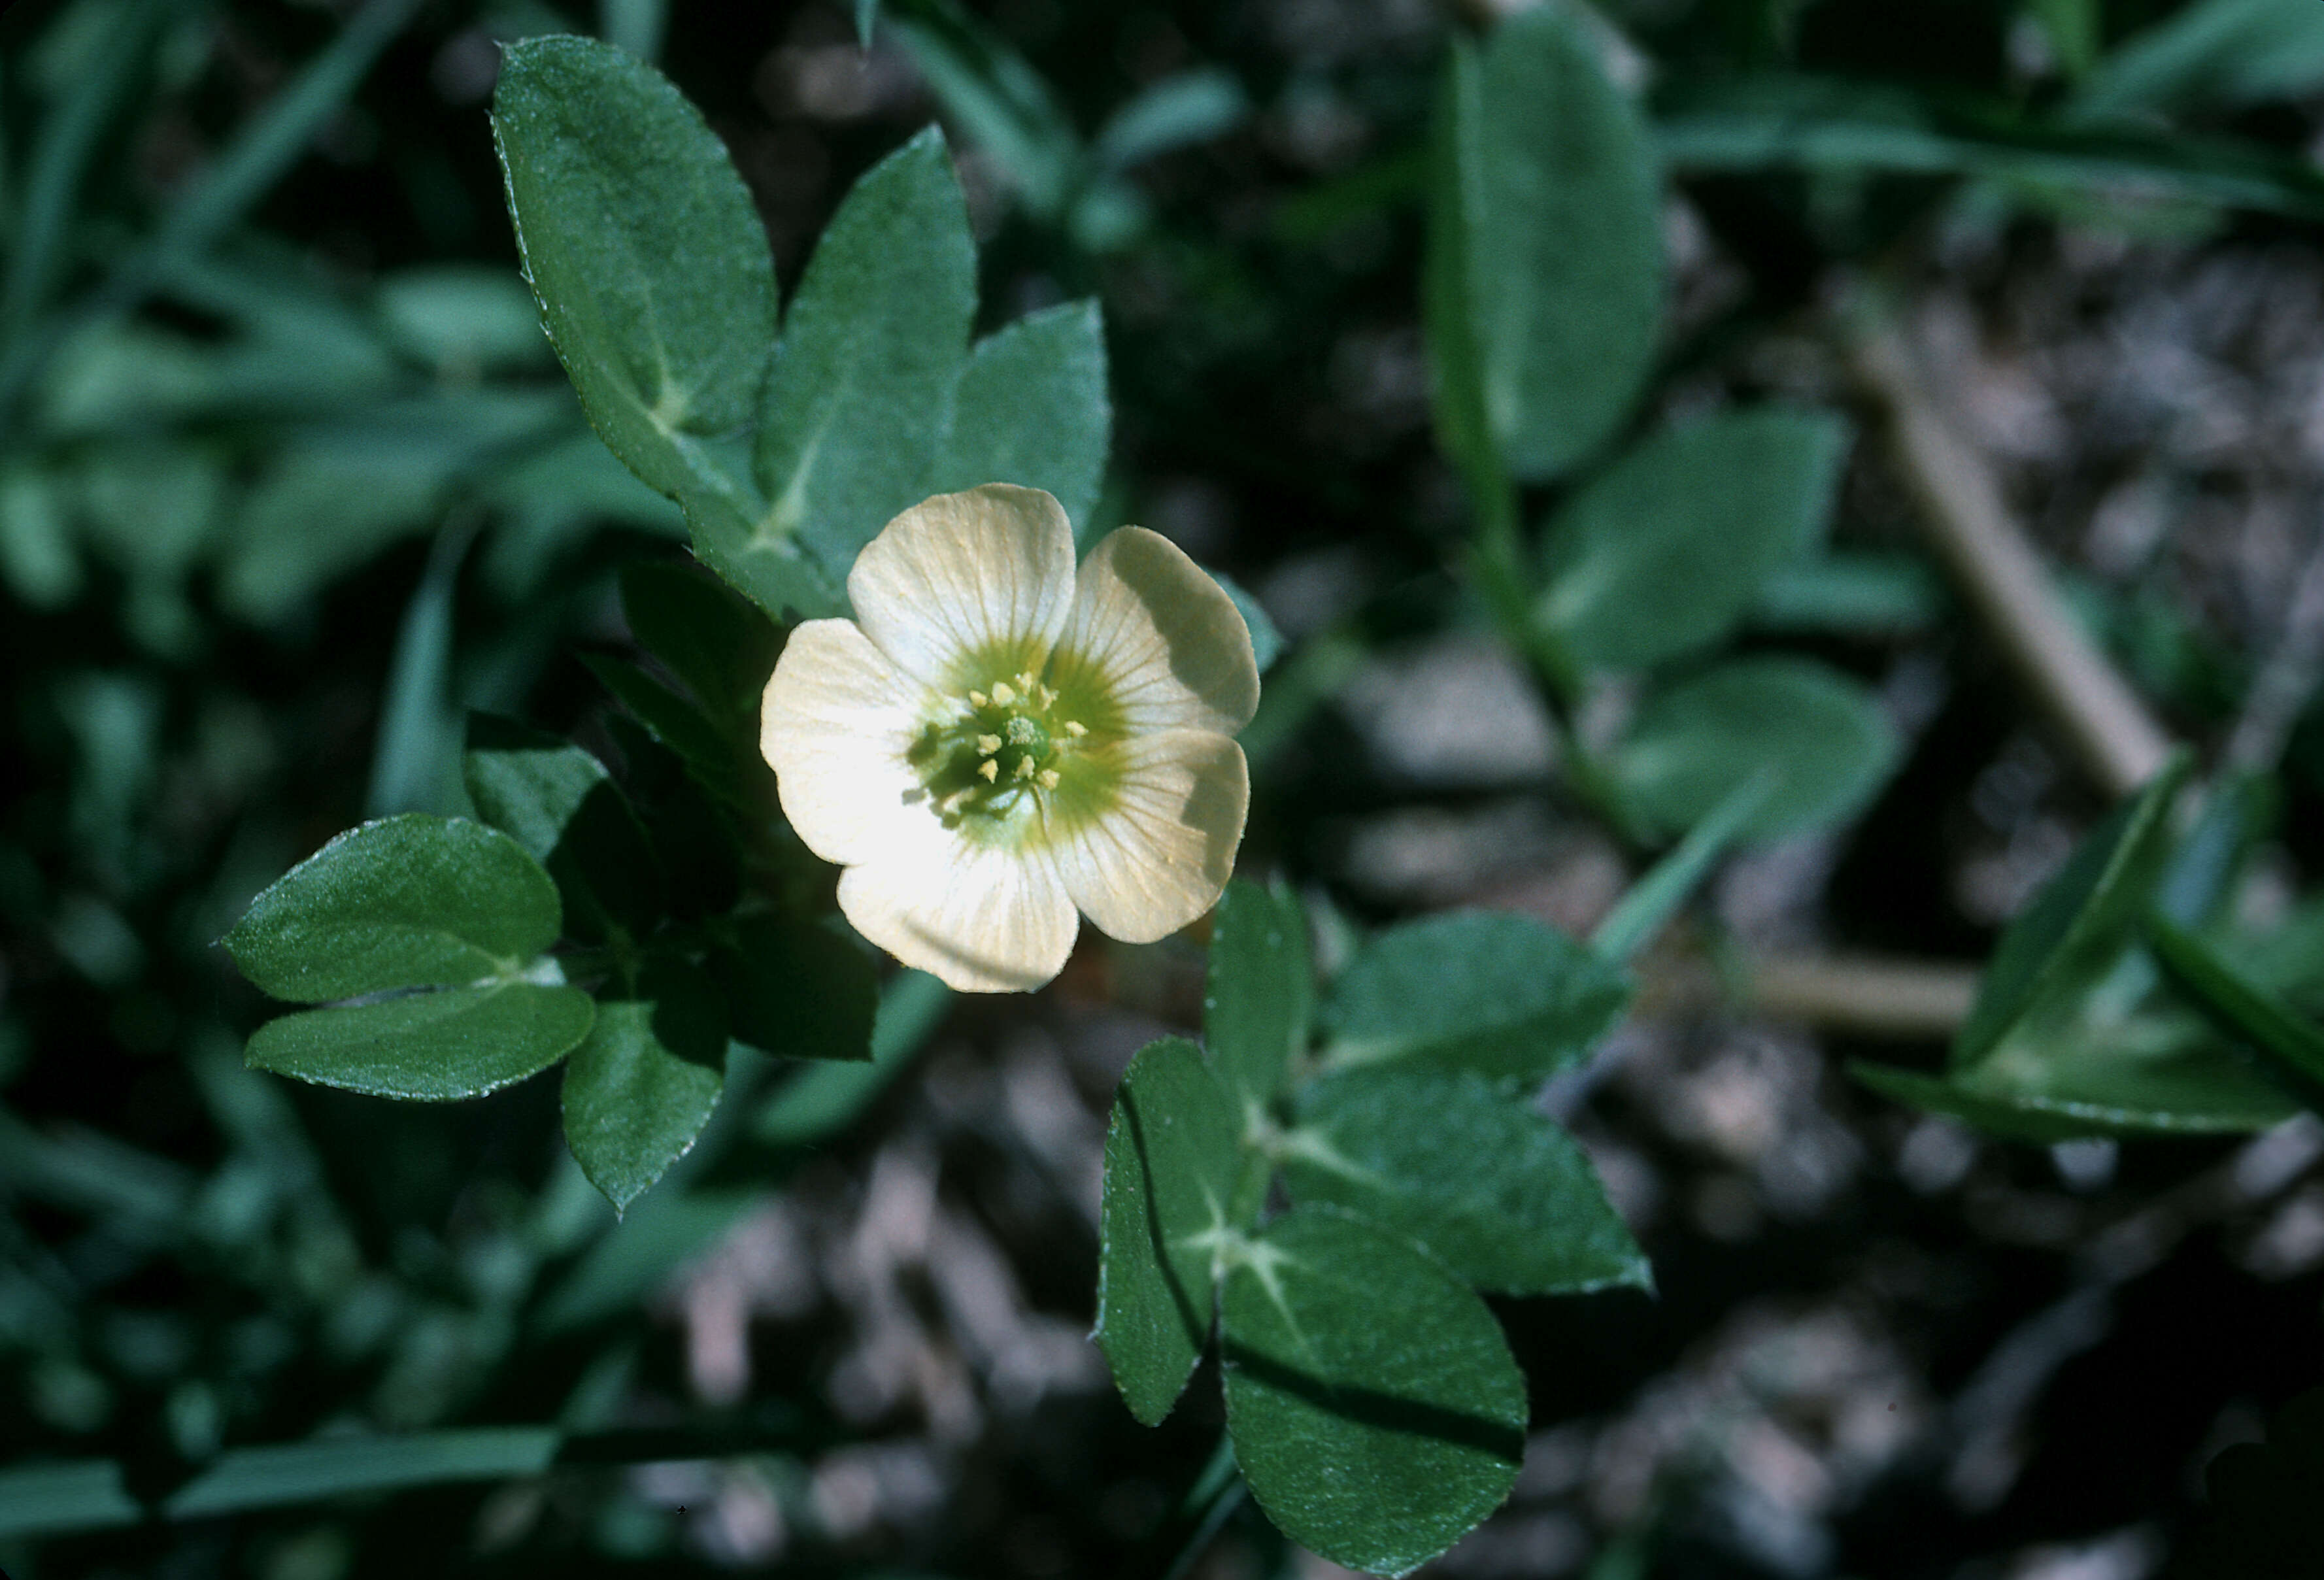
[1846,319,2176,799]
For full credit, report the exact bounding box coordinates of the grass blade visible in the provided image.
[1591,773,1770,964]
[2147,913,2324,1100]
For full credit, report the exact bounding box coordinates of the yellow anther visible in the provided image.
[977,759,1000,782]
[977,734,1002,755]
[969,690,988,709]
[1012,756,1036,781]
[1038,769,1060,789]
[1064,720,1088,739]
[991,681,1017,706]
[1035,683,1056,709]
[1015,671,1037,694]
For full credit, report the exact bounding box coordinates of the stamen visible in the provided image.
[991,681,1017,706]
[1064,720,1088,738]
[977,734,1002,755]
[1038,769,1060,789]
[969,690,989,709]
[977,760,1000,782]
[1012,757,1036,781]
[1015,671,1036,694]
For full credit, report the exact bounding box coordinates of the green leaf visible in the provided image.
[377,265,559,375]
[564,957,728,1209]
[2173,1385,2324,1580]
[930,299,1109,533]
[583,654,757,807]
[225,815,564,1003]
[747,127,977,594]
[0,464,80,608]
[166,1427,562,1519]
[1615,657,1898,843]
[2149,913,2324,1101]
[618,562,783,740]
[1095,1037,1245,1426]
[535,1186,762,1334]
[366,524,468,819]
[1591,774,1770,964]
[1221,1206,1527,1577]
[1538,409,1849,669]
[1851,1018,2299,1139]
[1423,38,1503,499]
[1847,1061,2125,1143]
[2032,0,2101,78]
[1211,569,1284,675]
[752,969,950,1145]
[221,394,566,624]
[713,915,879,1064]
[2073,0,2324,122]
[247,983,595,1100]
[885,1,1081,216]
[1656,73,2324,221]
[1090,67,1247,173]
[1204,879,1309,1111]
[1283,1069,1649,1296]
[1954,753,2189,1068]
[603,716,744,919]
[463,714,664,942]
[490,37,773,519]
[0,1461,140,1539]
[1429,7,1662,485]
[1751,550,1947,635]
[1319,911,1630,1085]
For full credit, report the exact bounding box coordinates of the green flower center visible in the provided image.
[909,669,1096,827]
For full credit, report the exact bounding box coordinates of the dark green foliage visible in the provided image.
[31,0,2324,1570]
[247,984,596,1101]
[1857,757,2302,1136]
[491,37,796,598]
[617,562,784,743]
[2172,1388,2324,1579]
[1614,656,1899,842]
[1317,910,1630,1083]
[1094,1037,1246,1426]
[1094,888,1644,1569]
[1202,879,1309,1111]
[1956,756,2192,1068]
[713,916,880,1065]
[463,714,664,943]
[1425,6,1662,488]
[1538,409,1851,669]
[1283,1068,1649,1296]
[752,129,977,588]
[224,815,565,1002]
[562,958,728,1209]
[1220,1207,1528,1577]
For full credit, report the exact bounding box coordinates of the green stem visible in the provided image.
[1462,537,1645,846]
[1156,1436,1245,1580]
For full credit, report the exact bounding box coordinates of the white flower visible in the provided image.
[760,484,1259,992]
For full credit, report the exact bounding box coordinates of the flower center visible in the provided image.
[911,670,1092,824]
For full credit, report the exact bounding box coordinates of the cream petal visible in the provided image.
[837,823,1080,993]
[1056,527,1259,738]
[1048,730,1249,945]
[847,485,1077,689]
[760,618,930,867]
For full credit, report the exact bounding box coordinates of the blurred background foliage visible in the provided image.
[10,0,2324,1574]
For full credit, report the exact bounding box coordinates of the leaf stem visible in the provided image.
[1156,1435,1245,1580]
[1463,539,1644,845]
